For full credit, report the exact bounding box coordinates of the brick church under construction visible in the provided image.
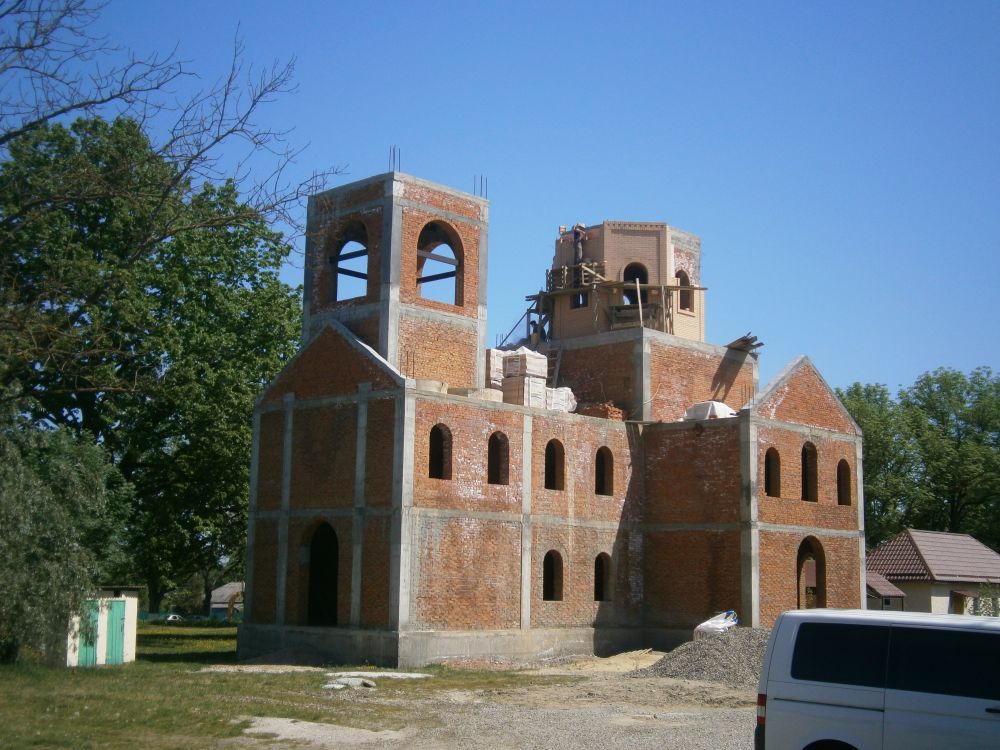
[237,172,865,666]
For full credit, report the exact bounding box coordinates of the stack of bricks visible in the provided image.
[500,348,548,408]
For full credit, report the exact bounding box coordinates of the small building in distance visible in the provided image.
[66,586,140,667]
[210,581,245,621]
[237,172,865,667]
[867,528,1000,615]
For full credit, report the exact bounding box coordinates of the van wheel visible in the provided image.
[804,743,857,750]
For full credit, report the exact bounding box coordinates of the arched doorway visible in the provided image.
[307,523,339,626]
[797,537,826,609]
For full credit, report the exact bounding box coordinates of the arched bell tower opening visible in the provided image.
[417,221,464,306]
[622,263,649,305]
[330,220,370,302]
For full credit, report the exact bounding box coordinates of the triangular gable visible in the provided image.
[259,319,403,406]
[749,355,859,435]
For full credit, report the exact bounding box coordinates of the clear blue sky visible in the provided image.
[95,1,1000,394]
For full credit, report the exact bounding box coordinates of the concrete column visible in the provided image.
[382,178,404,370]
[637,332,652,421]
[855,436,867,607]
[520,413,533,629]
[275,392,295,625]
[244,409,261,621]
[391,387,415,630]
[475,202,490,388]
[350,383,371,626]
[740,413,761,626]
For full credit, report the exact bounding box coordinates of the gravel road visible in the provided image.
[228,633,767,749]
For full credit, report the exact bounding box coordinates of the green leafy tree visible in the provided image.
[0,2,332,613]
[1,117,300,611]
[0,405,129,662]
[898,367,1000,549]
[840,368,1000,552]
[837,382,920,547]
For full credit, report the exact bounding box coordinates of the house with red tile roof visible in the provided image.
[866,528,1000,615]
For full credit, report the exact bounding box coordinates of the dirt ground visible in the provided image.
[216,651,758,750]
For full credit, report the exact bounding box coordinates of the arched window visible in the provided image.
[544,439,564,491]
[797,537,826,609]
[429,424,452,480]
[764,448,781,498]
[594,553,612,602]
[622,263,648,305]
[595,447,613,496]
[417,221,463,305]
[837,460,852,506]
[676,269,693,312]
[543,550,563,601]
[307,523,339,626]
[801,442,818,502]
[487,432,509,485]
[330,221,369,302]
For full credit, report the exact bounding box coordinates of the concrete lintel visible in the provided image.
[756,523,865,539]
[255,388,402,415]
[397,303,481,330]
[751,415,862,443]
[254,506,394,521]
[642,522,744,533]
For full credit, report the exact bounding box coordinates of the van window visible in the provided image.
[791,623,889,687]
[887,627,1000,700]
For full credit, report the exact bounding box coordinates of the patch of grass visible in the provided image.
[0,625,574,748]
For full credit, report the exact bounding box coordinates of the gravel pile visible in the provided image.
[630,628,771,690]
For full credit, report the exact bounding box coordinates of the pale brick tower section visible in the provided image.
[303,172,489,388]
[543,221,704,342]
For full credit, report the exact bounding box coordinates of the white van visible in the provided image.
[755,609,1000,750]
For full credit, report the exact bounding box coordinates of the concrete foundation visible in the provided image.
[237,624,687,668]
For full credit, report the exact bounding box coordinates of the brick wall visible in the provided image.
[256,412,285,512]
[397,316,479,387]
[411,516,521,629]
[361,515,392,628]
[412,399,524,514]
[757,530,861,625]
[289,405,357,509]
[643,421,742,525]
[648,339,756,421]
[643,529,742,627]
[364,397,398,508]
[756,424,858,527]
[557,341,637,416]
[250,519,278,623]
[604,222,669,285]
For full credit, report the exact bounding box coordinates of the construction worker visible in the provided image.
[573,223,587,263]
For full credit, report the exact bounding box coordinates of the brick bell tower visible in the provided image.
[303,172,489,388]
